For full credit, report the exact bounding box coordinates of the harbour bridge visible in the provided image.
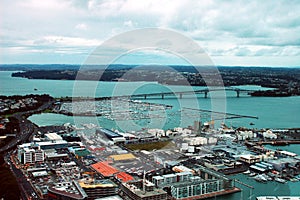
[112,87,261,99]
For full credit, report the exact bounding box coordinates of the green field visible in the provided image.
[125,140,175,151]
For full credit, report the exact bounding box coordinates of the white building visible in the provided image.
[18,147,45,164]
[263,130,277,139]
[45,132,63,141]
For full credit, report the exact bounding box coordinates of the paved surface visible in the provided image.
[0,100,54,153]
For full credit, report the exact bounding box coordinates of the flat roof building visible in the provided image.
[120,180,167,200]
[115,172,134,183]
[91,161,119,177]
[79,179,118,200]
[109,153,136,161]
[48,181,88,200]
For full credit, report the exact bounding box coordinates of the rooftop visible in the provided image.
[79,179,116,188]
[48,181,88,200]
[91,161,119,177]
[109,153,136,161]
[99,128,121,138]
[115,172,134,183]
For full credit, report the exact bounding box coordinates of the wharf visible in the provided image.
[170,187,241,200]
[256,140,300,145]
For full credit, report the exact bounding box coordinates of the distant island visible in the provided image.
[2,64,300,96]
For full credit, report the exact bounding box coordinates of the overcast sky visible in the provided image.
[1,0,300,66]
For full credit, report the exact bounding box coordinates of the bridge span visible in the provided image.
[112,87,260,99]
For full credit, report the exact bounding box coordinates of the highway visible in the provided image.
[0,100,54,153]
[5,154,39,200]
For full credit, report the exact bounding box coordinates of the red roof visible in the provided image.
[91,161,119,177]
[115,172,134,182]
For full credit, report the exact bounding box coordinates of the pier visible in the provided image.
[182,107,258,120]
[256,140,300,145]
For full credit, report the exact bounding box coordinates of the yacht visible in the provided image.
[274,177,287,184]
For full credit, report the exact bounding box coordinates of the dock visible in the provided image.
[170,187,241,200]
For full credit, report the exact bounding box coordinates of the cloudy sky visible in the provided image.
[1,0,300,66]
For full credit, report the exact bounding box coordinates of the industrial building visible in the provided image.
[267,158,300,171]
[97,128,125,144]
[114,172,135,183]
[91,161,119,177]
[91,161,134,182]
[108,153,136,161]
[45,132,63,141]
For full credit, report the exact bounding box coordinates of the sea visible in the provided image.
[1,71,300,199]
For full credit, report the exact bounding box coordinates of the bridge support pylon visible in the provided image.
[204,91,208,98]
[236,90,240,98]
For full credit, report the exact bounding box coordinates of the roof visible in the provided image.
[95,195,123,200]
[249,165,266,172]
[79,179,116,188]
[279,150,297,157]
[75,149,90,157]
[45,133,63,141]
[99,128,121,138]
[32,171,48,177]
[48,181,88,200]
[240,154,259,160]
[91,162,119,177]
[109,153,136,161]
[115,172,134,182]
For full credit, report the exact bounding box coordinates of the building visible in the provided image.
[152,172,193,187]
[78,179,118,200]
[267,158,299,171]
[91,161,119,177]
[18,140,68,150]
[239,154,260,164]
[170,179,223,199]
[172,165,195,174]
[97,128,125,144]
[120,180,168,200]
[108,153,136,161]
[165,165,239,200]
[17,146,45,164]
[45,132,63,141]
[114,172,134,183]
[48,181,88,200]
[153,151,184,168]
[45,151,69,161]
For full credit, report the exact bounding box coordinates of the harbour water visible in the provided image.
[1,71,300,199]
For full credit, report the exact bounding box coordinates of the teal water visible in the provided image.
[1,71,300,199]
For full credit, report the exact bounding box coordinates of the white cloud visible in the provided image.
[1,0,300,65]
[75,23,88,31]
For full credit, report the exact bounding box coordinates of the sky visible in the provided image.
[0,0,300,66]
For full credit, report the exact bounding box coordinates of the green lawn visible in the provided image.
[125,140,175,151]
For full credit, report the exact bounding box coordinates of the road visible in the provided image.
[5,154,39,200]
[0,100,54,153]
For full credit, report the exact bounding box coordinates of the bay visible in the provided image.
[1,71,300,199]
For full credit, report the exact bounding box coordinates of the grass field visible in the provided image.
[125,140,175,151]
